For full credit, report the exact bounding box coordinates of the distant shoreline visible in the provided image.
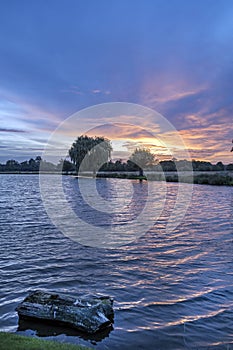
[1,170,233,186]
[96,170,233,186]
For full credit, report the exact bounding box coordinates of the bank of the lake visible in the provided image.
[0,332,91,350]
[97,171,233,186]
[1,170,233,186]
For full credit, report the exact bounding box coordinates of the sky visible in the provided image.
[0,0,233,163]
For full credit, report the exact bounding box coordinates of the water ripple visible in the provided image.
[0,175,233,349]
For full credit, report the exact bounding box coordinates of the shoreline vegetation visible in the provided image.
[96,171,233,186]
[0,332,91,350]
[0,156,233,186]
[0,170,233,186]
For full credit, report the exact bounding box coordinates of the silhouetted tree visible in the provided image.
[226,163,233,170]
[129,148,156,176]
[160,160,176,172]
[6,159,20,171]
[39,160,57,171]
[69,135,112,174]
[210,162,223,171]
[57,159,75,173]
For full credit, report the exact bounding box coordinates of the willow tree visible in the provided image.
[69,135,112,174]
[129,148,156,176]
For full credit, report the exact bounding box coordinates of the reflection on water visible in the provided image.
[0,174,233,349]
[18,318,113,343]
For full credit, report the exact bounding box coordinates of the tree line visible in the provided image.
[1,135,233,173]
[1,156,233,173]
[100,159,233,172]
[0,157,75,173]
[68,135,233,173]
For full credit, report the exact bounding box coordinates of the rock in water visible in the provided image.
[16,290,114,333]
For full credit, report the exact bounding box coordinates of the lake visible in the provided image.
[0,174,233,349]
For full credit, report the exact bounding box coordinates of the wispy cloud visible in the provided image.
[86,123,155,140]
[0,1,233,162]
[61,86,111,98]
[92,89,101,94]
[0,128,27,133]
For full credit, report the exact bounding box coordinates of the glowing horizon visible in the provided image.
[0,1,233,164]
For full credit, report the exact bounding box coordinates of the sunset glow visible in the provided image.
[0,1,233,164]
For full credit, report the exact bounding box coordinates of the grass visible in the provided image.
[0,332,91,350]
[193,173,233,186]
[97,172,233,186]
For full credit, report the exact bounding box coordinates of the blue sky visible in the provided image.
[0,0,233,163]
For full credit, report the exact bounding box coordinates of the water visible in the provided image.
[0,174,233,349]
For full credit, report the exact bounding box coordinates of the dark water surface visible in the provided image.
[0,174,232,349]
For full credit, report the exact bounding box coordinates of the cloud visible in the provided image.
[86,123,155,140]
[0,1,233,162]
[0,128,27,133]
[179,122,233,162]
[61,88,83,96]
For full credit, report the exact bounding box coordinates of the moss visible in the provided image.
[0,332,91,350]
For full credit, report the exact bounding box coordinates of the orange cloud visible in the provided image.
[179,123,233,163]
[86,123,154,140]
